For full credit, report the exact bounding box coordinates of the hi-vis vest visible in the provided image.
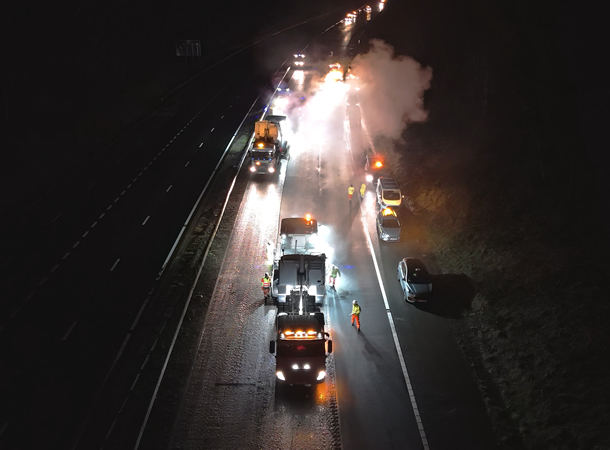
[261,277,271,288]
[352,304,361,315]
[348,186,355,195]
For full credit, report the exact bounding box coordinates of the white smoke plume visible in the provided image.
[351,39,433,140]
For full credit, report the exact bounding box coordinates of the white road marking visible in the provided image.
[360,204,430,449]
[51,264,59,273]
[62,252,70,260]
[114,197,120,203]
[199,143,203,147]
[99,212,105,218]
[130,374,140,391]
[73,241,80,248]
[83,231,89,237]
[63,321,77,340]
[110,259,120,271]
[121,190,126,196]
[127,184,132,189]
[130,296,150,331]
[25,292,34,301]
[184,161,190,168]
[142,216,150,226]
[211,127,215,132]
[0,422,8,437]
[91,222,97,228]
[166,185,172,192]
[89,182,96,189]
[52,213,62,223]
[39,277,48,286]
[220,115,224,119]
[10,308,20,319]
[106,205,113,211]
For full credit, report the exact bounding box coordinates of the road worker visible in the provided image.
[360,183,366,199]
[261,272,271,299]
[351,300,361,331]
[348,184,355,200]
[328,264,341,288]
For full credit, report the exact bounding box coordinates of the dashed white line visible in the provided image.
[39,277,48,286]
[142,216,150,226]
[185,161,190,167]
[166,185,172,192]
[99,213,105,219]
[139,172,143,176]
[52,213,62,223]
[211,127,215,132]
[73,241,80,248]
[10,308,21,319]
[0,422,8,437]
[62,252,70,260]
[114,197,120,203]
[117,158,123,164]
[107,205,113,211]
[143,167,147,171]
[83,231,89,237]
[91,222,98,228]
[89,182,96,190]
[229,104,233,108]
[153,156,157,161]
[25,292,34,301]
[121,190,126,196]
[63,321,77,341]
[130,373,140,391]
[127,184,132,189]
[220,115,224,119]
[170,139,174,142]
[110,259,120,271]
[51,264,59,273]
[199,143,203,147]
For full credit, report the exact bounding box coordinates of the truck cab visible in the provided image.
[269,312,332,385]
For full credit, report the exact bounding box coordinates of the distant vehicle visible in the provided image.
[376,208,401,242]
[293,53,306,68]
[376,177,403,208]
[397,257,433,302]
[365,154,385,182]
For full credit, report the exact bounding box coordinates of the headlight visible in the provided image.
[316,370,326,381]
[303,364,311,370]
[292,364,299,370]
[268,167,275,173]
[249,166,256,172]
[365,174,373,182]
[276,371,286,381]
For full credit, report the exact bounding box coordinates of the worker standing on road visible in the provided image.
[261,272,271,299]
[348,184,355,200]
[329,264,341,288]
[360,183,366,199]
[351,300,361,331]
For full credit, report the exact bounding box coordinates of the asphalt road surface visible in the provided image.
[155,25,498,450]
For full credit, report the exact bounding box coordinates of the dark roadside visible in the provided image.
[360,0,610,448]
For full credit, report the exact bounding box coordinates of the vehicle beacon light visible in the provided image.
[382,207,396,217]
[305,213,312,224]
[374,161,383,168]
[366,174,373,182]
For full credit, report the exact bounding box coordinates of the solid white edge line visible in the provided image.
[359,191,430,450]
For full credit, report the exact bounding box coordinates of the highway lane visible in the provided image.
[0,12,353,449]
[0,56,271,448]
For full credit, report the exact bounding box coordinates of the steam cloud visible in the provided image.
[352,39,433,140]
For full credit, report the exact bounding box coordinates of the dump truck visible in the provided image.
[248,115,286,175]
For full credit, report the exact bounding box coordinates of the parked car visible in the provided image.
[376,208,401,242]
[397,258,432,302]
